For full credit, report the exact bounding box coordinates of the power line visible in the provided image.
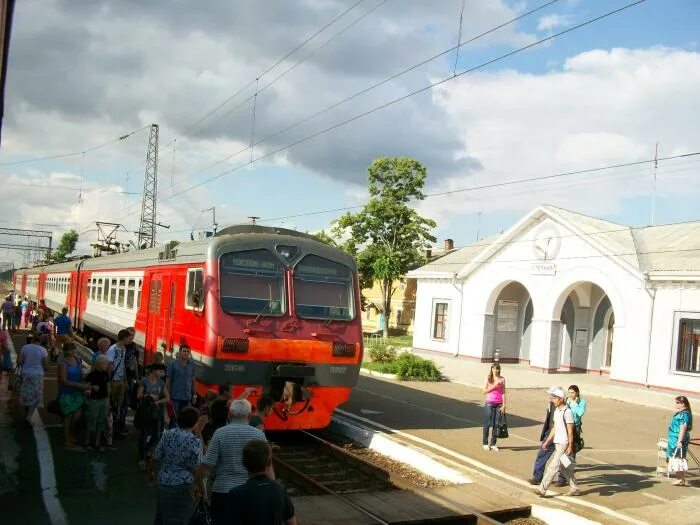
[0,125,150,167]
[154,0,645,209]
[153,0,559,200]
[104,0,389,221]
[148,0,390,195]
[169,0,368,145]
[95,0,647,230]
[259,151,699,220]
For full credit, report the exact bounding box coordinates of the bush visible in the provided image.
[368,344,397,363]
[395,353,440,381]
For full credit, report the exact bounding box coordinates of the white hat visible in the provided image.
[547,387,566,398]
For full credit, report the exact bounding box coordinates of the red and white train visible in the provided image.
[13,225,363,430]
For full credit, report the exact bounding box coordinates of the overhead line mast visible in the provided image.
[137,123,159,249]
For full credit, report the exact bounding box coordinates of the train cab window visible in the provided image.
[294,255,354,321]
[185,269,204,311]
[219,250,284,316]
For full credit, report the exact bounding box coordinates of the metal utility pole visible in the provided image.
[137,123,159,249]
[202,207,218,235]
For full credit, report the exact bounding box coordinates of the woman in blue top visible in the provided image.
[667,396,693,486]
[58,342,90,449]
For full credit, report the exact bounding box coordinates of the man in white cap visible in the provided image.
[529,387,559,485]
[193,399,268,525]
[537,387,580,497]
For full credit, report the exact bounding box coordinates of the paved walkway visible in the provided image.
[409,348,693,411]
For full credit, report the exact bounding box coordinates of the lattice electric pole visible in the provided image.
[137,123,159,249]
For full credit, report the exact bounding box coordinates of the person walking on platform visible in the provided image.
[537,387,580,497]
[17,334,48,422]
[482,362,506,451]
[529,387,559,485]
[149,407,203,525]
[667,396,693,486]
[58,341,91,449]
[166,346,196,417]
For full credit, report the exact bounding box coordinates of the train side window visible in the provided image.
[185,269,204,311]
[127,279,136,309]
[118,279,126,307]
[97,278,103,302]
[137,279,143,309]
[156,280,162,311]
[104,278,110,304]
[87,279,91,299]
[110,279,117,305]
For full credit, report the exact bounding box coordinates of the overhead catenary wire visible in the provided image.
[0,125,150,167]
[105,0,391,222]
[150,0,559,200]
[259,151,700,222]
[138,0,647,212]
[168,0,368,146]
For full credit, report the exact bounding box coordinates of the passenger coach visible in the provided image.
[14,225,363,430]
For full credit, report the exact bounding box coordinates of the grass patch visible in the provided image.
[365,333,413,348]
[362,352,440,381]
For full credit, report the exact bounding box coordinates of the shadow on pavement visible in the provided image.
[346,375,542,431]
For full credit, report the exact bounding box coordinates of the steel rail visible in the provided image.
[273,449,391,525]
[289,430,506,525]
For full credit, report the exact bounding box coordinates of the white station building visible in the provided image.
[408,206,700,395]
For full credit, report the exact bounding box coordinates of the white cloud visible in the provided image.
[537,14,574,32]
[421,47,700,228]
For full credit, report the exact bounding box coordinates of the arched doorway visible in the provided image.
[484,281,533,362]
[555,283,615,371]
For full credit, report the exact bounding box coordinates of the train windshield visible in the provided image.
[294,255,354,321]
[219,249,285,316]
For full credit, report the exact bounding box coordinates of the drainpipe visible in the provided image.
[642,272,656,388]
[451,273,463,357]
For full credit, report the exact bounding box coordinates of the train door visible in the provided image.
[145,272,175,358]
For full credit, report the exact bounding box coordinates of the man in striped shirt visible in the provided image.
[194,399,268,525]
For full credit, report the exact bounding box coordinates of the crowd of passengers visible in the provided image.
[0,290,295,525]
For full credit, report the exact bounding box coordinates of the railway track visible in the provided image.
[272,430,511,525]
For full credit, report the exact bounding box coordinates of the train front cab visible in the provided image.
[198,235,363,430]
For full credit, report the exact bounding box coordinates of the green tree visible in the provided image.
[312,230,338,248]
[51,229,79,262]
[336,157,436,338]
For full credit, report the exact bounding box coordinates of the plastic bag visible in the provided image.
[668,448,688,475]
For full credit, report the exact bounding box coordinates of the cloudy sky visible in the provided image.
[1,0,699,265]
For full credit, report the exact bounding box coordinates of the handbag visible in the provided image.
[188,498,212,525]
[668,447,688,475]
[496,412,509,439]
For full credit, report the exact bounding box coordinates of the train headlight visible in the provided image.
[332,342,356,357]
[221,337,249,353]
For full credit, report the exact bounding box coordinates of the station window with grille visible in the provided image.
[185,269,204,311]
[432,302,448,340]
[677,319,700,373]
